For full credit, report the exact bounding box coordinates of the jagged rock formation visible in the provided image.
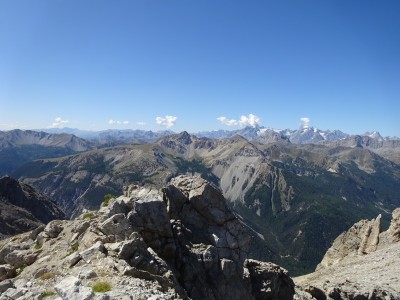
[0,175,294,299]
[295,208,400,299]
[0,176,66,239]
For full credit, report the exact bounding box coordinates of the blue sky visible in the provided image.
[0,1,399,136]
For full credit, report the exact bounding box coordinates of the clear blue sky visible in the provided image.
[0,0,399,136]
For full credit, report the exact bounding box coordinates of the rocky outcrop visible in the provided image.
[0,175,294,299]
[379,208,400,245]
[0,176,66,239]
[295,209,400,299]
[316,213,388,270]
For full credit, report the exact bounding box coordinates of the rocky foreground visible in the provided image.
[295,208,400,300]
[0,175,295,300]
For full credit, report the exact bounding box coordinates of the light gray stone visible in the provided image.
[54,276,94,300]
[44,221,63,238]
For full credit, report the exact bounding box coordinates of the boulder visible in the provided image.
[29,225,45,240]
[54,276,94,300]
[79,241,106,262]
[99,214,133,241]
[245,259,295,300]
[43,221,64,238]
[63,252,82,268]
[0,264,16,281]
[4,250,38,268]
[0,279,14,293]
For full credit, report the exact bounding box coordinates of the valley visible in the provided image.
[1,128,399,275]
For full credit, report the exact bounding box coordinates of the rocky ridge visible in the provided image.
[0,175,294,299]
[0,130,92,152]
[295,208,400,299]
[0,176,66,239]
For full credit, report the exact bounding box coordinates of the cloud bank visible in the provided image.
[217,113,261,128]
[156,115,177,128]
[50,117,69,128]
[109,119,129,125]
[217,116,238,127]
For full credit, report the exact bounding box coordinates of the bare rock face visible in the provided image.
[0,175,295,300]
[245,260,295,300]
[358,214,381,255]
[162,175,294,300]
[295,209,400,300]
[380,208,400,244]
[317,214,382,270]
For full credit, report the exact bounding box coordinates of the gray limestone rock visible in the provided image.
[0,279,14,293]
[43,221,64,238]
[54,276,94,300]
[0,264,16,281]
[245,259,295,300]
[99,214,133,241]
[63,252,82,268]
[4,250,38,268]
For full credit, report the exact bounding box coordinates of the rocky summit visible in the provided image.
[295,208,400,299]
[0,175,294,300]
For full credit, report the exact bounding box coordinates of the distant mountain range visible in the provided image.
[37,126,400,164]
[0,129,93,176]
[196,125,397,144]
[42,127,174,144]
[41,125,399,144]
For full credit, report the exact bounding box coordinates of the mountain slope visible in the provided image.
[321,134,400,164]
[0,130,93,176]
[0,176,66,239]
[12,132,400,275]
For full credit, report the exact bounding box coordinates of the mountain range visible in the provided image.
[38,126,400,164]
[0,130,92,176]
[1,128,399,275]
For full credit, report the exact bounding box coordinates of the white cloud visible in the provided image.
[300,117,310,127]
[217,113,261,128]
[137,121,146,126]
[239,113,260,127]
[108,119,129,125]
[156,116,177,128]
[217,116,238,127]
[49,117,69,128]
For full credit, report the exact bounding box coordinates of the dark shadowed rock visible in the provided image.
[246,259,295,300]
[0,176,65,239]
